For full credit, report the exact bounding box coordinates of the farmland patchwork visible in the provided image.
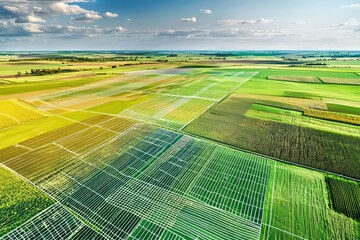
[0,55,359,240]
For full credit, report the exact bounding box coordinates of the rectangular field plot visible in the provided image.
[319,77,360,85]
[260,162,360,240]
[188,147,270,224]
[120,95,215,129]
[267,75,321,83]
[31,74,171,110]
[163,71,257,101]
[30,127,271,240]
[3,143,79,182]
[326,177,360,221]
[86,93,154,115]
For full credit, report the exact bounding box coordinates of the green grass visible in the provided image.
[0,165,54,237]
[236,69,360,102]
[261,162,360,240]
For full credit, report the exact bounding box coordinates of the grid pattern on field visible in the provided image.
[163,71,247,100]
[0,204,102,240]
[0,114,138,164]
[2,120,152,184]
[35,129,182,239]
[3,143,79,182]
[126,135,271,225]
[118,72,258,130]
[107,178,261,240]
[189,147,270,224]
[21,127,270,240]
[118,94,220,130]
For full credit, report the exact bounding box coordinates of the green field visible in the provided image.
[0,51,359,240]
[261,162,359,240]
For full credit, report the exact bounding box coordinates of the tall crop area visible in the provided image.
[326,177,360,221]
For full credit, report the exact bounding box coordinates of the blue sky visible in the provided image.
[1,0,360,50]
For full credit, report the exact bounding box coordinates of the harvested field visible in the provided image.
[319,77,360,85]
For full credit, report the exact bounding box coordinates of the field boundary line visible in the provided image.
[15,143,33,151]
[53,143,80,156]
[33,124,143,184]
[263,224,308,240]
[0,112,20,124]
[37,100,119,134]
[1,123,95,164]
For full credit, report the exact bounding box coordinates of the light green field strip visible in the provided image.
[0,115,73,150]
[261,162,360,240]
[236,69,360,103]
[245,104,360,137]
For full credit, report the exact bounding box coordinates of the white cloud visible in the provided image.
[74,13,102,22]
[15,14,46,23]
[218,18,273,26]
[180,17,197,23]
[341,3,360,8]
[23,23,43,33]
[104,12,118,18]
[50,2,96,15]
[155,28,301,40]
[200,9,212,14]
[3,5,23,14]
[115,26,127,32]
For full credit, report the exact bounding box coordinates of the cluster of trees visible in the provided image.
[28,68,79,76]
[289,63,327,67]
